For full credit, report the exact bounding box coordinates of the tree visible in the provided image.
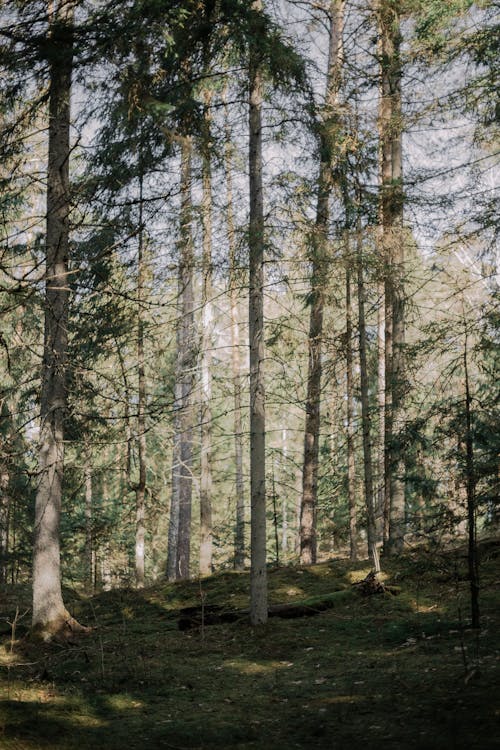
[355,213,379,571]
[300,0,345,565]
[167,137,196,581]
[248,0,267,625]
[199,90,214,577]
[134,164,147,589]
[376,0,406,554]
[344,238,358,561]
[463,325,480,628]
[32,0,83,637]
[224,91,246,571]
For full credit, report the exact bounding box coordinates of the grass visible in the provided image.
[0,539,498,749]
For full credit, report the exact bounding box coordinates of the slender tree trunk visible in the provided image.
[249,0,267,624]
[378,0,405,554]
[345,255,358,561]
[167,386,181,580]
[231,290,246,570]
[377,281,387,542]
[199,92,213,577]
[300,0,344,565]
[464,331,480,628]
[0,464,10,584]
[32,1,77,637]
[224,96,246,571]
[135,173,146,589]
[281,428,288,555]
[453,455,468,535]
[11,493,17,584]
[301,284,323,564]
[84,445,93,594]
[355,216,379,571]
[115,339,132,500]
[167,139,196,580]
[225,117,246,573]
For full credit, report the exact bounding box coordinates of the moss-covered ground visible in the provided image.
[0,539,498,749]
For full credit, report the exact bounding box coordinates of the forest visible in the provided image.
[0,0,498,747]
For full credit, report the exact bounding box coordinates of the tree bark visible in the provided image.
[377,281,387,542]
[84,444,93,594]
[167,138,196,581]
[300,0,344,565]
[224,94,246,571]
[377,0,405,554]
[355,216,379,571]
[135,170,146,589]
[249,0,267,624]
[0,463,10,584]
[199,91,213,577]
[345,255,358,561]
[32,1,76,637]
[464,330,480,628]
[281,428,289,555]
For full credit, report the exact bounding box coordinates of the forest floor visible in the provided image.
[0,538,498,749]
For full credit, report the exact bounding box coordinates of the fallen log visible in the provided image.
[178,589,353,631]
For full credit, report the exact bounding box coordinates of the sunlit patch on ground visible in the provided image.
[0,541,498,749]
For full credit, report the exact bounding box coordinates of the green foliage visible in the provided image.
[409,0,473,55]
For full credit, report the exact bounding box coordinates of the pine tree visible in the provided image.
[300,0,345,565]
[248,0,268,625]
[32,0,84,637]
[167,137,196,581]
[199,90,214,577]
[376,0,406,554]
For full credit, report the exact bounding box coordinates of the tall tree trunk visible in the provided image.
[199,91,213,577]
[345,254,358,561]
[249,0,267,624]
[0,462,10,584]
[452,453,468,535]
[377,281,387,542]
[32,1,77,637]
[355,216,379,571]
[224,94,246,571]
[378,0,405,554]
[167,139,195,580]
[135,171,146,589]
[300,0,344,565]
[115,337,132,501]
[281,428,288,555]
[463,330,480,629]
[84,445,93,594]
[166,393,181,581]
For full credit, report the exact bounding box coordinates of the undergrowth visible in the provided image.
[0,539,498,749]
